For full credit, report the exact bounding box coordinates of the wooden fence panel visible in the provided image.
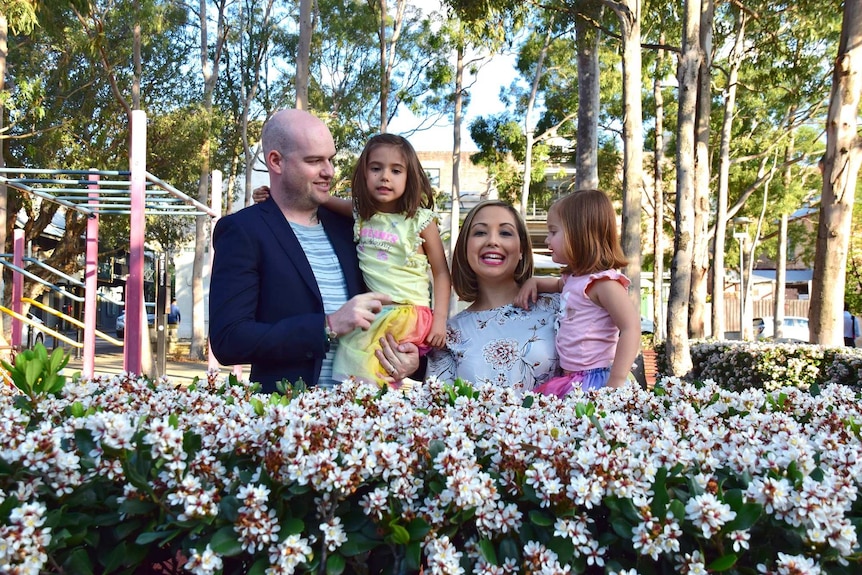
[723,297,809,332]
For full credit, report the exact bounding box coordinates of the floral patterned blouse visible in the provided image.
[427,294,560,392]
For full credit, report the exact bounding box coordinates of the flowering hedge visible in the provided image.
[665,340,862,393]
[2,346,862,574]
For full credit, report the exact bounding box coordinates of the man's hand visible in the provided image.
[375,332,421,385]
[327,292,392,335]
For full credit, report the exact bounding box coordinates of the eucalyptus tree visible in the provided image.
[184,0,229,360]
[0,0,41,275]
[216,0,279,209]
[665,0,700,375]
[810,0,862,346]
[707,0,838,343]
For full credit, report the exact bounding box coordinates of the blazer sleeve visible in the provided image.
[208,213,328,367]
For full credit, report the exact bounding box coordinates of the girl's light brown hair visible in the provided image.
[451,200,534,302]
[551,189,627,276]
[352,134,434,220]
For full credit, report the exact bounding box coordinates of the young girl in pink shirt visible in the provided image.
[516,189,641,395]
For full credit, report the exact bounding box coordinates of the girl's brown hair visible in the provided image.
[451,200,534,302]
[551,189,627,276]
[352,134,434,220]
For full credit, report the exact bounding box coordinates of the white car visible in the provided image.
[753,316,809,342]
[116,307,156,338]
[641,316,655,334]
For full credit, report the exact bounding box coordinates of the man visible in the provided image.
[843,304,859,347]
[168,299,181,325]
[209,109,392,392]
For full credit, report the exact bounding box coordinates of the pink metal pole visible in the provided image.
[208,169,223,373]
[124,110,147,374]
[83,172,100,377]
[10,229,23,347]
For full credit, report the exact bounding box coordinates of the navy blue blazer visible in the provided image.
[208,198,365,392]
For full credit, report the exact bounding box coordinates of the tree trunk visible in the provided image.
[190,0,227,360]
[667,0,701,376]
[519,24,553,216]
[450,42,464,317]
[652,35,665,341]
[574,3,601,190]
[689,0,713,339]
[711,10,745,340]
[296,0,312,110]
[810,0,862,346]
[615,0,644,321]
[0,12,7,341]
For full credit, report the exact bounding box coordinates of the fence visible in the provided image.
[722,297,810,332]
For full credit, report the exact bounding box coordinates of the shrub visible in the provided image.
[1,347,861,574]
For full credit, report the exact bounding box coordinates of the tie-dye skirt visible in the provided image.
[333,304,433,388]
[532,366,611,398]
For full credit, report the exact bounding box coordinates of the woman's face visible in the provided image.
[465,205,523,284]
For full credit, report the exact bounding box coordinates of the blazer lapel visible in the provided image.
[258,198,322,300]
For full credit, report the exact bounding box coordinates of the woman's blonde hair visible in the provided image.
[451,200,534,302]
[551,189,627,276]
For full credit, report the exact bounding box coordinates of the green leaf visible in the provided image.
[611,518,633,539]
[498,537,520,563]
[668,499,686,522]
[119,497,156,516]
[326,553,346,575]
[340,532,380,557]
[64,548,94,575]
[388,523,411,545]
[69,401,85,418]
[477,538,497,565]
[251,397,265,416]
[521,394,534,408]
[707,553,738,572]
[24,358,43,388]
[724,502,762,532]
[406,517,431,541]
[136,530,173,545]
[529,509,554,527]
[651,467,669,518]
[280,516,305,535]
[209,525,244,556]
[406,541,422,571]
[100,540,128,572]
[247,557,269,575]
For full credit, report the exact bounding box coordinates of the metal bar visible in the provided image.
[23,297,123,346]
[0,167,130,177]
[0,178,94,215]
[23,257,85,287]
[0,260,84,302]
[0,306,83,348]
[146,172,218,217]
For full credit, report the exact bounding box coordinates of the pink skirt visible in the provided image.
[333,304,433,388]
[533,367,611,398]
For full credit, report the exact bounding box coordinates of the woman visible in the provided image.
[378,200,559,392]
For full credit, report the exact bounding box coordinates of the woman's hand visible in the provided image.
[375,333,421,385]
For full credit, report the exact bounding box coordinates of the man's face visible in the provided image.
[274,121,337,210]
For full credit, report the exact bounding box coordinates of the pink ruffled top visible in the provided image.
[555,269,631,372]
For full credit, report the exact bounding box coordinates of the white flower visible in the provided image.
[320,517,347,552]
[184,545,222,575]
[684,492,736,538]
